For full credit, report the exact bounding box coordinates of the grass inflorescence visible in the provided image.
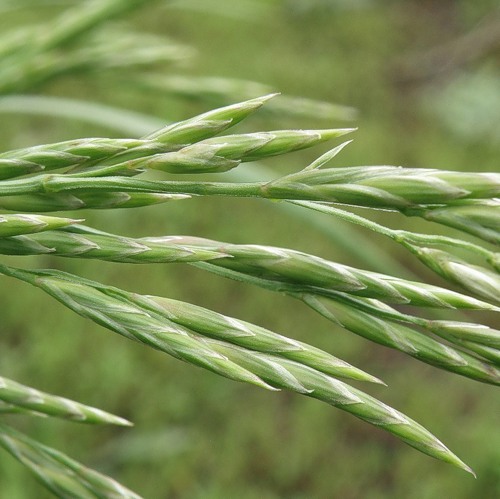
[1,94,498,495]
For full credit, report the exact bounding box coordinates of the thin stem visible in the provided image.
[292,201,497,266]
[0,263,36,284]
[290,201,395,237]
[0,174,264,197]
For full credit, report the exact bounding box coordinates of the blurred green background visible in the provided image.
[0,0,499,497]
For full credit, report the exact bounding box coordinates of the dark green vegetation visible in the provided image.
[0,1,499,497]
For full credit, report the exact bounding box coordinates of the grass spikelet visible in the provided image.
[419,200,500,245]
[0,376,131,426]
[132,294,384,384]
[409,246,500,305]
[0,423,141,499]
[148,94,278,145]
[204,339,474,475]
[0,214,81,237]
[302,295,500,386]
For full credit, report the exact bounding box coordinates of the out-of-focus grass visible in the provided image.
[0,1,499,497]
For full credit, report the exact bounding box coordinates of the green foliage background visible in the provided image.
[0,1,499,497]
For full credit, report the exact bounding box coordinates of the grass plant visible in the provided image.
[1,97,499,495]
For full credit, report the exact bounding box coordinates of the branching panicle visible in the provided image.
[1,85,498,496]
